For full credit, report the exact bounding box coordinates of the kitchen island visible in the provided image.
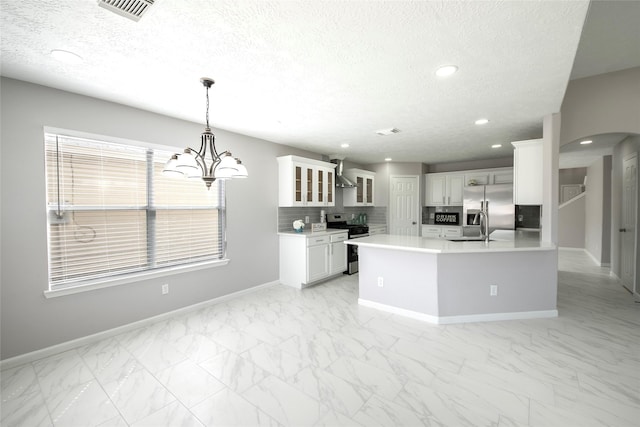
[346,232,557,324]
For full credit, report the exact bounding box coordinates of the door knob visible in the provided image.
[412,221,417,225]
[619,228,627,232]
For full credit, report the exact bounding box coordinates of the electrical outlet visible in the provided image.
[490,285,498,296]
[305,216,310,223]
[377,277,384,287]
[162,284,169,295]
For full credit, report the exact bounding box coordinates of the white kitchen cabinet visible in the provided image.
[307,236,330,283]
[491,168,514,184]
[329,233,348,275]
[464,168,513,186]
[368,225,387,235]
[343,169,375,206]
[464,172,490,186]
[277,155,336,207]
[512,139,543,205]
[279,231,348,288]
[425,173,464,206]
[421,225,462,239]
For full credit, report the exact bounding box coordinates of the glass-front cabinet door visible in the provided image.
[365,177,374,205]
[327,170,334,204]
[317,169,324,204]
[306,168,313,204]
[294,165,303,204]
[356,177,364,203]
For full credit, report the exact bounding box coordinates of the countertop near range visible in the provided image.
[277,228,348,237]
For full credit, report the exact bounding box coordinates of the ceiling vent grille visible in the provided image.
[97,0,155,22]
[375,128,401,136]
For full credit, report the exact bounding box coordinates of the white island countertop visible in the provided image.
[346,230,555,254]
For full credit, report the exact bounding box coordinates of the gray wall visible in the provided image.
[558,194,585,249]
[425,157,513,173]
[560,67,640,279]
[559,167,586,202]
[561,67,640,145]
[584,157,612,265]
[368,162,425,212]
[0,77,318,360]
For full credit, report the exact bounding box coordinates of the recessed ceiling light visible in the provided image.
[475,118,489,125]
[384,158,392,162]
[435,65,458,77]
[491,144,502,149]
[341,143,350,148]
[580,140,593,145]
[50,49,83,64]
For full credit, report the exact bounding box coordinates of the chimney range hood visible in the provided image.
[330,158,356,188]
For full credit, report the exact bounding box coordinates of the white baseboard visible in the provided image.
[358,298,557,325]
[358,299,440,324]
[0,280,280,371]
[558,247,586,252]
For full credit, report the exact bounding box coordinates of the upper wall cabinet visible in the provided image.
[511,139,543,205]
[343,168,375,206]
[425,173,464,206]
[278,156,336,207]
[464,167,514,186]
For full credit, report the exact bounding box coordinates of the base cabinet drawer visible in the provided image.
[422,225,462,239]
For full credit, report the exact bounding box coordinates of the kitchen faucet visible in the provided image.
[473,201,490,241]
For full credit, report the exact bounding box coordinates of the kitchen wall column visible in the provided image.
[542,113,561,244]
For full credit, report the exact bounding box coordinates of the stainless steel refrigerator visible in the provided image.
[463,184,515,232]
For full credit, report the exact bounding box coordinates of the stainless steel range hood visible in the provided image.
[330,158,356,188]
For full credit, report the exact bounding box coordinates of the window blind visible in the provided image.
[44,133,225,289]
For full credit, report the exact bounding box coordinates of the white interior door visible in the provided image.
[390,175,420,236]
[621,153,637,295]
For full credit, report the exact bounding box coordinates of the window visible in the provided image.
[44,132,225,291]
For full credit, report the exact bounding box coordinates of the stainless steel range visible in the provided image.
[326,213,369,275]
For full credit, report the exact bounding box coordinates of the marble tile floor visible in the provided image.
[2,249,639,426]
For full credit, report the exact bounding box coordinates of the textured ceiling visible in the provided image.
[0,0,604,165]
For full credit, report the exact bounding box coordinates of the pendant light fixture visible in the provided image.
[163,78,248,188]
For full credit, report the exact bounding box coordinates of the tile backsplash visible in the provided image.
[278,206,387,232]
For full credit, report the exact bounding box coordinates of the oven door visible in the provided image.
[346,233,368,274]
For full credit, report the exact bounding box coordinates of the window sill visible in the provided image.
[43,259,230,299]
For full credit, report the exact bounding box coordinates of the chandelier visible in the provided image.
[163,78,248,188]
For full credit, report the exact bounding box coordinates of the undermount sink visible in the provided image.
[447,237,494,242]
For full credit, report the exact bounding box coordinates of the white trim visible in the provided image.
[44,259,230,298]
[44,125,186,153]
[358,298,557,325]
[558,247,586,252]
[2,280,279,370]
[559,191,585,209]
[584,249,604,267]
[358,299,440,323]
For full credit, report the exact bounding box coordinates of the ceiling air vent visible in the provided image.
[98,0,155,22]
[375,128,401,136]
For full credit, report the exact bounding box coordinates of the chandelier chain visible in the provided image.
[205,85,210,130]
